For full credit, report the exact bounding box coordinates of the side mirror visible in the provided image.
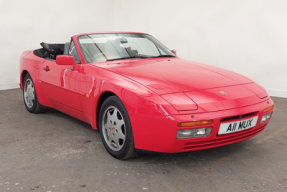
[171,50,176,55]
[56,55,77,70]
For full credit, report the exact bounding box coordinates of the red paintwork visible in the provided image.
[19,32,274,153]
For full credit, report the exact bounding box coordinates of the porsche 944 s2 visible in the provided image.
[19,32,274,159]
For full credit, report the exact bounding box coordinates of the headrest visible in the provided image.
[63,42,71,55]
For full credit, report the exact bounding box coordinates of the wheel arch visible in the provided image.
[96,91,116,129]
[20,70,29,89]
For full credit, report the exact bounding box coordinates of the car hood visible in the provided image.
[94,58,252,95]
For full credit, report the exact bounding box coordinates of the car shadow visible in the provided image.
[44,108,93,130]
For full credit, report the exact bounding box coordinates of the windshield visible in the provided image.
[78,33,176,63]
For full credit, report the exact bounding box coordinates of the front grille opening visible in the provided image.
[220,112,256,122]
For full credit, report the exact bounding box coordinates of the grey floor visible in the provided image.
[0,88,286,192]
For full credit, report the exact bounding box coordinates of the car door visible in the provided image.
[40,41,82,111]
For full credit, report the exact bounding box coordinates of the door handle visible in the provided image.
[43,67,50,71]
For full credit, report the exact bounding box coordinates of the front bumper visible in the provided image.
[130,98,274,153]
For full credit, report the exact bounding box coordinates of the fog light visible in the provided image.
[177,127,212,139]
[261,112,272,123]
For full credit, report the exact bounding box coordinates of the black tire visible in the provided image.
[23,73,46,113]
[99,96,138,160]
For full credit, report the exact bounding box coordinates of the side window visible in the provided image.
[69,41,81,64]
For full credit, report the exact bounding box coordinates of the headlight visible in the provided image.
[161,92,198,111]
[177,127,212,139]
[261,112,272,123]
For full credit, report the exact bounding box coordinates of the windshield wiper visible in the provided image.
[106,56,149,61]
[150,55,176,58]
[106,55,175,61]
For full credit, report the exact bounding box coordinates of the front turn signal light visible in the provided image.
[263,106,274,113]
[178,120,213,127]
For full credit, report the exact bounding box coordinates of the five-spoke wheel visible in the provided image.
[23,73,46,113]
[24,78,35,108]
[102,106,126,151]
[99,96,137,160]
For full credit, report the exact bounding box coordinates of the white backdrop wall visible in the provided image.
[0,0,114,90]
[114,0,287,98]
[1,0,287,98]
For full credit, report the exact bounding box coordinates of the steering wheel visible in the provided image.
[40,42,53,53]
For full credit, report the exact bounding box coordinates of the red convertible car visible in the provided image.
[20,32,274,159]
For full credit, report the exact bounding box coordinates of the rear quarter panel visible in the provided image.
[20,50,51,107]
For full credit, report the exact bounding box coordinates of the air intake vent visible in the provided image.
[220,112,256,122]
